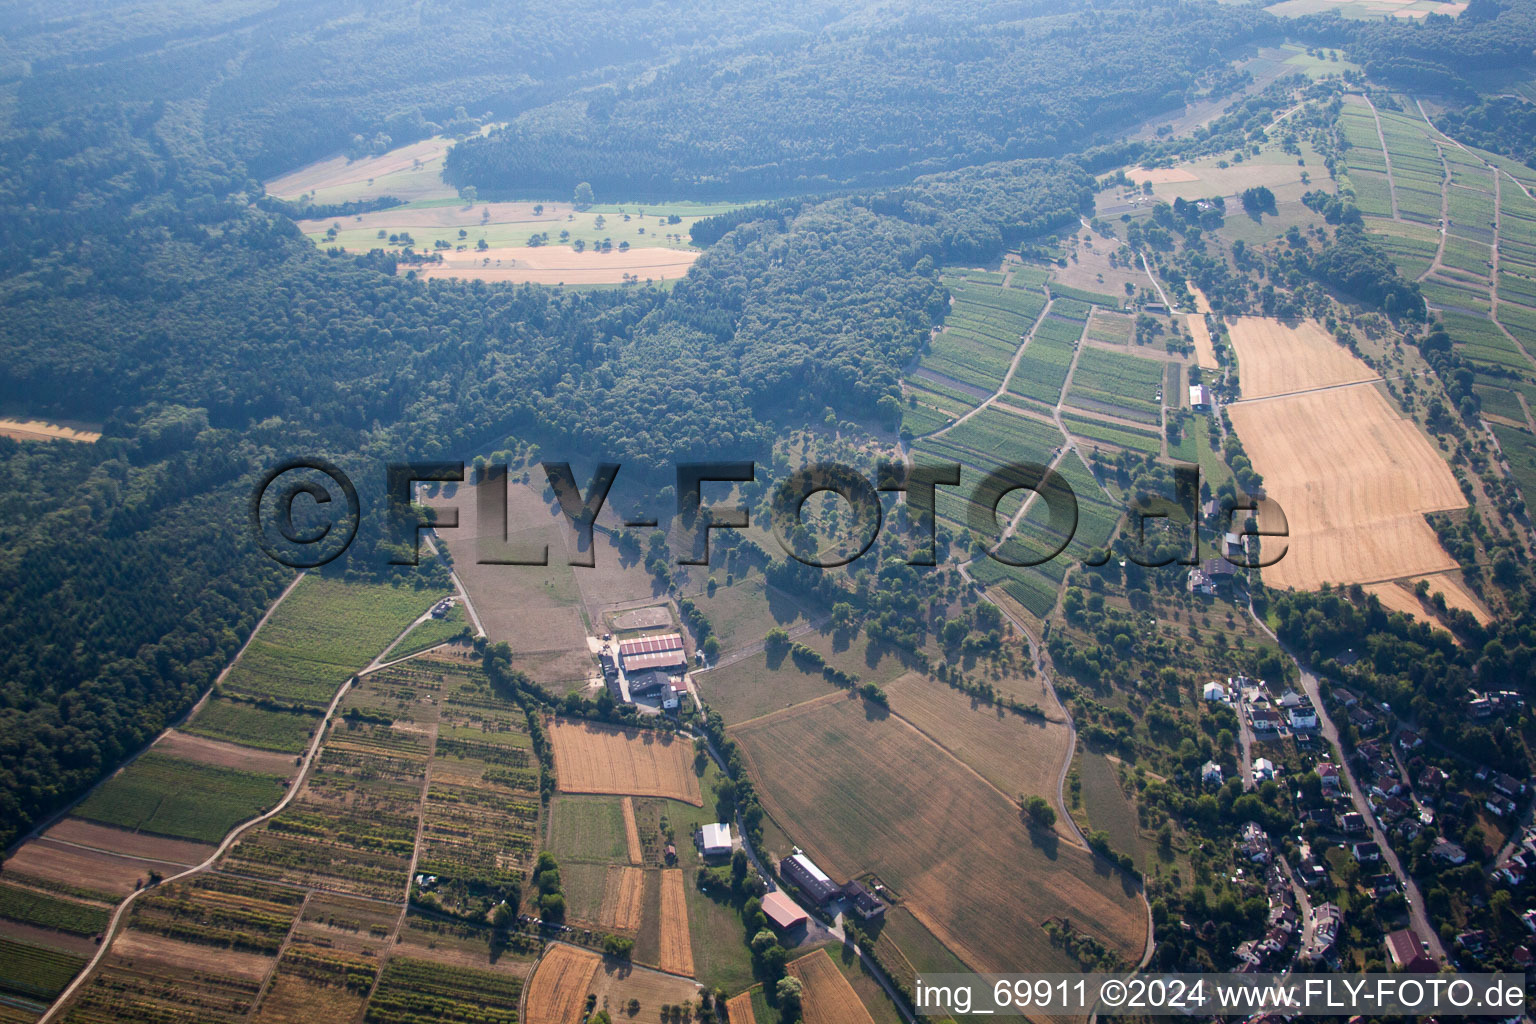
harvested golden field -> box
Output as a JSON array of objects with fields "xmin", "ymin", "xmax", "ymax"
[
  {"xmin": 725, "ymin": 990, "xmax": 760, "ymax": 1024},
  {"xmin": 548, "ymin": 720, "xmax": 702, "ymax": 805},
  {"xmin": 1187, "ymin": 314, "xmax": 1218, "ymax": 370},
  {"xmin": 598, "ymin": 866, "xmax": 645, "ymax": 931},
  {"xmin": 788, "ymin": 949, "xmax": 877, "ymax": 1024},
  {"xmin": 1366, "ymin": 575, "xmax": 1492, "ymax": 625},
  {"xmin": 154, "ymin": 730, "xmax": 298, "ymax": 775},
  {"xmin": 0, "ymin": 417, "xmax": 101, "ymax": 443},
  {"xmin": 622, "ymin": 797, "xmax": 643, "ymax": 865},
  {"xmin": 525, "ymin": 943, "xmax": 603, "ymax": 1024},
  {"xmin": 657, "ymin": 869, "xmax": 695, "ymax": 977},
  {"xmin": 732, "ymin": 696, "xmax": 1146, "ymax": 975},
  {"xmin": 406, "ymin": 244, "xmax": 699, "ymax": 285},
  {"xmin": 1226, "ymin": 316, "xmax": 1379, "ymax": 399},
  {"xmin": 1227, "ymin": 383, "xmax": 1465, "ymax": 590},
  {"xmin": 883, "ymin": 673, "xmax": 1071, "ymax": 820}
]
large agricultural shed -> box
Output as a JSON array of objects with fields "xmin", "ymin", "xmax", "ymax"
[
  {"xmin": 782, "ymin": 852, "xmax": 841, "ymax": 904},
  {"xmin": 762, "ymin": 890, "xmax": 809, "ymax": 931},
  {"xmin": 620, "ymin": 632, "xmax": 686, "ymax": 672}
]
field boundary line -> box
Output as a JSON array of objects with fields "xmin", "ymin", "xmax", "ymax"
[{"xmin": 727, "ymin": 690, "xmax": 851, "ymax": 731}]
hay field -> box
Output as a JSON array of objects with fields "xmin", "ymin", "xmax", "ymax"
[
  {"xmin": 407, "ymin": 244, "xmax": 700, "ymax": 285},
  {"xmin": 883, "ymin": 673, "xmax": 1071, "ymax": 820},
  {"xmin": 1226, "ymin": 317, "xmax": 1379, "ymax": 398},
  {"xmin": 548, "ymin": 720, "xmax": 703, "ymax": 805},
  {"xmin": 426, "ymin": 483, "xmax": 593, "ymax": 689},
  {"xmin": 622, "ymin": 797, "xmax": 643, "ymax": 865},
  {"xmin": 265, "ymin": 135, "xmax": 462, "ymax": 205},
  {"xmin": 598, "ymin": 866, "xmax": 645, "ymax": 931},
  {"xmin": 732, "ymin": 697, "xmax": 1146, "ymax": 975},
  {"xmin": 657, "ymin": 869, "xmax": 695, "ymax": 976},
  {"xmin": 726, "ymin": 990, "xmax": 760, "ymax": 1024},
  {"xmin": 1227, "ymin": 383, "xmax": 1465, "ymax": 591},
  {"xmin": 0, "ymin": 417, "xmax": 101, "ymax": 443},
  {"xmin": 788, "ymin": 949, "xmax": 877, "ymax": 1024},
  {"xmin": 1366, "ymin": 574, "xmax": 1492, "ymax": 625},
  {"xmin": 1187, "ymin": 315, "xmax": 1219, "ymax": 369},
  {"xmin": 525, "ymin": 943, "xmax": 602, "ymax": 1024}
]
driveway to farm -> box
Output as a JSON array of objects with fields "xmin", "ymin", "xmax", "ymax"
[
  {"xmin": 692, "ymin": 730, "xmax": 917, "ymax": 1024},
  {"xmin": 1247, "ymin": 601, "xmax": 1447, "ymax": 964}
]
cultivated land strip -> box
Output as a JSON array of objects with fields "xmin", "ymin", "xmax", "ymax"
[{"xmin": 1363, "ymin": 93, "xmax": 1401, "ymax": 220}]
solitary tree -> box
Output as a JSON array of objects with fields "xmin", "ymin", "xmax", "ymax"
[
  {"xmin": 1022, "ymin": 794, "xmax": 1056, "ymax": 829},
  {"xmin": 573, "ymin": 181, "xmax": 595, "ymax": 208}
]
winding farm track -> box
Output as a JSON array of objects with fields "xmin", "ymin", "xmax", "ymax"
[
  {"xmin": 1362, "ymin": 93, "xmax": 1402, "ymax": 220},
  {"xmin": 37, "ymin": 639, "xmax": 355, "ymax": 1023}
]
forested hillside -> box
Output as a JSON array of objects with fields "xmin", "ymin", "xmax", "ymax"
[
  {"xmin": 0, "ymin": 0, "xmax": 1104, "ymax": 850},
  {"xmin": 444, "ymin": 0, "xmax": 1277, "ymax": 198}
]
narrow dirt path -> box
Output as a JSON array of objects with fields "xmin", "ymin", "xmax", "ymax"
[
  {"xmin": 1363, "ymin": 93, "xmax": 1401, "ymax": 220},
  {"xmin": 1417, "ymin": 144, "xmax": 1451, "ymax": 283},
  {"xmin": 916, "ymin": 294, "xmax": 1055, "ymax": 443}
]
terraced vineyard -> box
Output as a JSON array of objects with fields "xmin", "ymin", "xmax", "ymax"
[
  {"xmin": 0, "ymin": 938, "xmax": 88, "ymax": 1003},
  {"xmin": 904, "ymin": 268, "xmax": 1048, "ymax": 434},
  {"xmin": 365, "ymin": 957, "xmax": 523, "ymax": 1024},
  {"xmin": 1065, "ymin": 347, "xmax": 1166, "ymax": 425}
]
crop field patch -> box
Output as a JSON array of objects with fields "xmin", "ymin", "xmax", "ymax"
[
  {"xmin": 1063, "ymin": 412, "xmax": 1163, "ymax": 455},
  {"xmin": 364, "ymin": 955, "xmax": 523, "ymax": 1024},
  {"xmin": 548, "ymin": 795, "xmax": 630, "ymax": 864},
  {"xmin": 221, "ymin": 578, "xmax": 446, "ymax": 708},
  {"xmin": 788, "ymin": 948, "xmax": 878, "ymax": 1024},
  {"xmin": 128, "ymin": 874, "xmax": 305, "ymax": 954},
  {"xmin": 883, "ymin": 672, "xmax": 1070, "ymax": 816},
  {"xmin": 656, "ymin": 868, "xmax": 695, "ymax": 976},
  {"xmin": 0, "ymin": 883, "xmax": 109, "ymax": 937},
  {"xmin": 62, "ymin": 930, "xmax": 274, "ymax": 1024},
  {"xmin": 548, "ymin": 719, "xmax": 702, "ymax": 804},
  {"xmin": 409, "ymin": 244, "xmax": 700, "ymax": 285},
  {"xmin": 1228, "ymin": 382, "xmax": 1464, "ymax": 591},
  {"xmin": 523, "ymin": 943, "xmax": 602, "ymax": 1024},
  {"xmin": 1066, "ymin": 347, "xmax": 1165, "ymax": 424},
  {"xmin": 183, "ymin": 698, "xmax": 320, "ymax": 754},
  {"xmin": 599, "ymin": 866, "xmax": 645, "ymax": 931},
  {"xmin": 251, "ymin": 941, "xmax": 378, "ymax": 1023},
  {"xmin": 732, "ymin": 697, "xmax": 1146, "ymax": 976},
  {"xmin": 152, "ymin": 730, "xmax": 300, "ymax": 776},
  {"xmin": 73, "ymin": 751, "xmax": 288, "ymax": 844},
  {"xmin": 0, "ymin": 935, "xmax": 87, "ymax": 1002},
  {"xmin": 222, "ymin": 718, "xmax": 428, "ymax": 899},
  {"xmin": 1226, "ymin": 317, "xmax": 1379, "ymax": 399}
]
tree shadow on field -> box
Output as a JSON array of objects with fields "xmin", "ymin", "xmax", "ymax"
[{"xmin": 1025, "ymin": 822, "xmax": 1060, "ymax": 860}]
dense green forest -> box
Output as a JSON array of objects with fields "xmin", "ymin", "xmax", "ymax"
[{"xmin": 444, "ymin": 0, "xmax": 1277, "ymax": 199}]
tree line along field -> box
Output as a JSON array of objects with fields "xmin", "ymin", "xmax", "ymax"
[{"xmin": 733, "ymin": 696, "xmax": 1147, "ymax": 977}]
